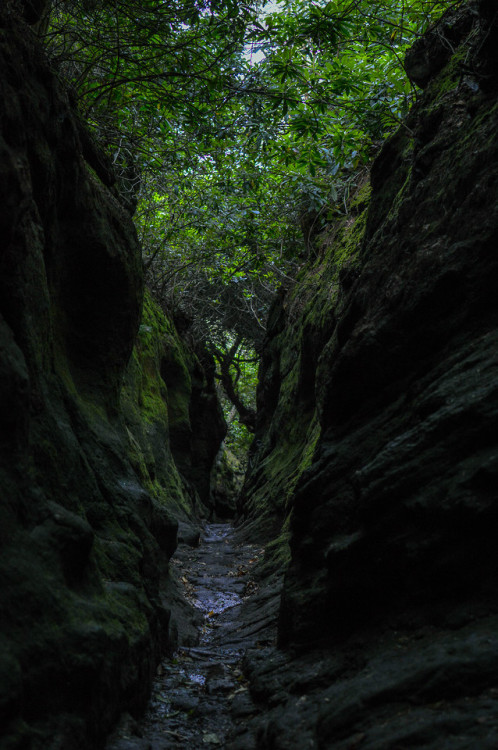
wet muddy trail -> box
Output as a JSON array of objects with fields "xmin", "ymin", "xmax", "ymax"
[{"xmin": 107, "ymin": 523, "xmax": 278, "ymax": 750}]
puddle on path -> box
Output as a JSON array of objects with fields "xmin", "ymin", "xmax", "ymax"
[{"xmin": 107, "ymin": 523, "xmax": 264, "ymax": 750}]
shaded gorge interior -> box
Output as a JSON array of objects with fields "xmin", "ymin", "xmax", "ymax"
[{"xmin": 1, "ymin": 1, "xmax": 498, "ymax": 748}]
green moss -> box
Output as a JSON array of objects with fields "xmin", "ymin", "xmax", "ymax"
[
  {"xmin": 146, "ymin": 469, "xmax": 192, "ymax": 516},
  {"xmin": 133, "ymin": 299, "xmax": 170, "ymax": 425},
  {"xmin": 285, "ymin": 416, "xmax": 321, "ymax": 508},
  {"xmin": 350, "ymin": 180, "xmax": 371, "ymax": 212},
  {"xmin": 122, "ymin": 295, "xmax": 171, "ymax": 430},
  {"xmin": 332, "ymin": 206, "xmax": 367, "ymax": 265},
  {"xmin": 385, "ymin": 164, "xmax": 413, "ymax": 224},
  {"xmin": 426, "ymin": 44, "xmax": 468, "ymax": 99},
  {"xmin": 132, "ymin": 292, "xmax": 193, "ymax": 429},
  {"xmin": 244, "ymin": 180, "xmax": 371, "ymax": 540},
  {"xmin": 119, "ymin": 289, "xmax": 200, "ymax": 521},
  {"xmin": 258, "ymin": 523, "xmax": 291, "ymax": 578}
]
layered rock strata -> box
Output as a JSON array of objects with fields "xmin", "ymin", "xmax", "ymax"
[
  {"xmin": 0, "ymin": 7, "xmax": 224, "ymax": 748},
  {"xmin": 239, "ymin": 3, "xmax": 498, "ymax": 746}
]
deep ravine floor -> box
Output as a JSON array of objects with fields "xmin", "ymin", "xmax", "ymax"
[{"xmin": 106, "ymin": 523, "xmax": 279, "ymax": 750}]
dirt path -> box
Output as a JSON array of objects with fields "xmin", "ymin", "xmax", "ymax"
[{"xmin": 107, "ymin": 523, "xmax": 278, "ymax": 750}]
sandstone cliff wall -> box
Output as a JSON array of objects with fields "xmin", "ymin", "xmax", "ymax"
[
  {"xmin": 0, "ymin": 8, "xmax": 224, "ymax": 748},
  {"xmin": 241, "ymin": 3, "xmax": 498, "ymax": 745},
  {"xmin": 278, "ymin": 0, "xmax": 498, "ymax": 648}
]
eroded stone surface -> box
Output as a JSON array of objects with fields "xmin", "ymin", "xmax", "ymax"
[
  {"xmin": 240, "ymin": 3, "xmax": 498, "ymax": 748},
  {"xmin": 0, "ymin": 8, "xmax": 224, "ymax": 748},
  {"xmin": 106, "ymin": 524, "xmax": 273, "ymax": 750}
]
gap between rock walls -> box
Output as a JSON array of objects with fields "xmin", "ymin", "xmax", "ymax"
[
  {"xmin": 106, "ymin": 522, "xmax": 278, "ymax": 750},
  {"xmin": 2, "ymin": 3, "xmax": 498, "ymax": 749}
]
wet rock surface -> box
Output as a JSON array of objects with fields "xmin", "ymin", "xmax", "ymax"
[
  {"xmin": 107, "ymin": 524, "xmax": 280, "ymax": 750},
  {"xmin": 105, "ymin": 518, "xmax": 498, "ymax": 750}
]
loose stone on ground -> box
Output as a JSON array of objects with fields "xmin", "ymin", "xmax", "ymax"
[{"xmin": 106, "ymin": 523, "xmax": 277, "ymax": 750}]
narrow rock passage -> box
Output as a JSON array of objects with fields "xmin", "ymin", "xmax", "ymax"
[{"xmin": 107, "ymin": 523, "xmax": 275, "ymax": 750}]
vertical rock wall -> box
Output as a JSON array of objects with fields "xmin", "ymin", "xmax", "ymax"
[
  {"xmin": 279, "ymin": 0, "xmax": 498, "ymax": 648},
  {"xmin": 0, "ymin": 8, "xmax": 224, "ymax": 749},
  {"xmin": 240, "ymin": 4, "xmax": 498, "ymax": 745}
]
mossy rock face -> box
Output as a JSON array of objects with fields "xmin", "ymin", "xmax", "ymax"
[
  {"xmin": 238, "ymin": 7, "xmax": 498, "ymax": 745},
  {"xmin": 122, "ymin": 290, "xmax": 226, "ymax": 518},
  {"xmin": 0, "ymin": 10, "xmax": 222, "ymax": 748},
  {"xmin": 240, "ymin": 181, "xmax": 369, "ymax": 541},
  {"xmin": 211, "ymin": 448, "xmax": 244, "ymax": 518},
  {"xmin": 162, "ymin": 338, "xmax": 226, "ymax": 508},
  {"xmin": 403, "ymin": 2, "xmax": 477, "ymax": 88},
  {"xmin": 246, "ymin": 4, "xmax": 498, "ymax": 653}
]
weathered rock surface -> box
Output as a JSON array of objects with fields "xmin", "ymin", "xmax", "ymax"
[
  {"xmin": 0, "ymin": 6, "xmax": 224, "ymax": 748},
  {"xmin": 240, "ymin": 2, "xmax": 498, "ymax": 747},
  {"xmin": 212, "ymin": 447, "xmax": 245, "ymax": 519},
  {"xmin": 122, "ymin": 292, "xmax": 226, "ymax": 528},
  {"xmin": 281, "ymin": 0, "xmax": 498, "ymax": 649},
  {"xmin": 166, "ymin": 341, "xmax": 226, "ymax": 509},
  {"xmin": 106, "ymin": 523, "xmax": 270, "ymax": 750}
]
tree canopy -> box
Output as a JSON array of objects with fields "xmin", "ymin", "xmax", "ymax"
[{"xmin": 40, "ymin": 0, "xmax": 458, "ymax": 447}]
